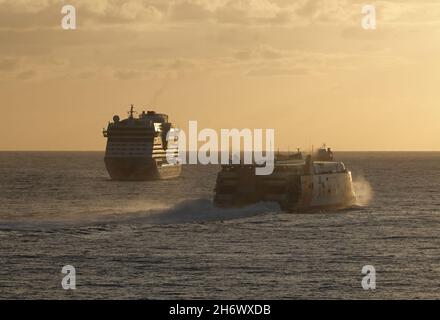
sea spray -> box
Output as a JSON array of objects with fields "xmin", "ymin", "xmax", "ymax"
[
  {"xmin": 353, "ymin": 176, "xmax": 373, "ymax": 206},
  {"xmin": 0, "ymin": 198, "xmax": 280, "ymax": 230},
  {"xmin": 143, "ymin": 198, "xmax": 280, "ymax": 224}
]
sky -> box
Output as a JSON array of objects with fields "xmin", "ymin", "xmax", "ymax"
[{"xmin": 0, "ymin": 0, "xmax": 439, "ymax": 151}]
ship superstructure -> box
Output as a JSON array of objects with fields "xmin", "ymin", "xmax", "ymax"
[{"xmin": 103, "ymin": 105, "xmax": 181, "ymax": 180}]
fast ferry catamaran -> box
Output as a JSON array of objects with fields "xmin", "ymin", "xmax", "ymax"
[{"xmin": 214, "ymin": 147, "xmax": 356, "ymax": 212}]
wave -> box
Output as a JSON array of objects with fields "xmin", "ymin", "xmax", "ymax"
[
  {"xmin": 138, "ymin": 198, "xmax": 279, "ymax": 225},
  {"xmin": 0, "ymin": 198, "xmax": 280, "ymax": 231}
]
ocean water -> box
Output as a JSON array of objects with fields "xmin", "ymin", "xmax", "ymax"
[{"xmin": 0, "ymin": 152, "xmax": 439, "ymax": 299}]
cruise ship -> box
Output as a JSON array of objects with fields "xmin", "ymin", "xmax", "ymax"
[{"xmin": 103, "ymin": 105, "xmax": 181, "ymax": 180}]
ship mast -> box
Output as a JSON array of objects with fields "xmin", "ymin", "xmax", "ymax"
[{"xmin": 129, "ymin": 104, "xmax": 135, "ymax": 118}]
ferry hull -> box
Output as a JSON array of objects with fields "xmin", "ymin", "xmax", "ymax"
[{"xmin": 104, "ymin": 157, "xmax": 181, "ymax": 181}]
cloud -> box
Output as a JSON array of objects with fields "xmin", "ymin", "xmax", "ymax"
[
  {"xmin": 296, "ymin": 0, "xmax": 320, "ymax": 18},
  {"xmin": 341, "ymin": 26, "xmax": 393, "ymax": 40},
  {"xmin": 214, "ymin": 0, "xmax": 284, "ymax": 24},
  {"xmin": 0, "ymin": 0, "xmax": 435, "ymax": 82},
  {"xmin": 1, "ymin": 0, "xmax": 439, "ymax": 31},
  {"xmin": 0, "ymin": 0, "xmax": 56, "ymax": 14},
  {"xmin": 0, "ymin": 0, "xmax": 165, "ymax": 29},
  {"xmin": 0, "ymin": 1, "xmax": 59, "ymax": 29},
  {"xmin": 0, "ymin": 58, "xmax": 19, "ymax": 71},
  {"xmin": 246, "ymin": 66, "xmax": 309, "ymax": 77},
  {"xmin": 79, "ymin": 0, "xmax": 164, "ymax": 24},
  {"xmin": 166, "ymin": 0, "xmax": 295, "ymax": 25},
  {"xmin": 169, "ymin": 0, "xmax": 212, "ymax": 21},
  {"xmin": 16, "ymin": 69, "xmax": 36, "ymax": 80},
  {"xmin": 113, "ymin": 69, "xmax": 148, "ymax": 80},
  {"xmin": 168, "ymin": 58, "xmax": 196, "ymax": 70}
]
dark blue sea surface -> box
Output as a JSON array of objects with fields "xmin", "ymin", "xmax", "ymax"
[{"xmin": 0, "ymin": 152, "xmax": 439, "ymax": 299}]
